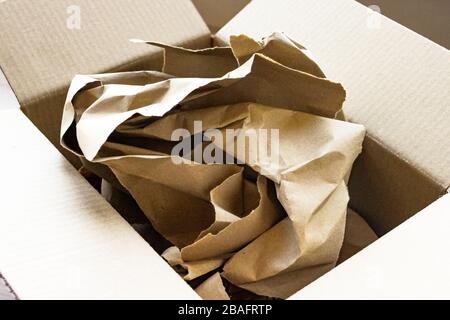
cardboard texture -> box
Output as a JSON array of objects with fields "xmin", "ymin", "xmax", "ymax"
[
  {"xmin": 60, "ymin": 33, "xmax": 366, "ymax": 298},
  {"xmin": 0, "ymin": 0, "xmax": 211, "ymax": 166},
  {"xmin": 216, "ymin": 0, "xmax": 450, "ymax": 235},
  {"xmin": 0, "ymin": 109, "xmax": 199, "ymax": 300}
]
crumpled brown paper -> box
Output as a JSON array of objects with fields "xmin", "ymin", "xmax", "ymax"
[
  {"xmin": 195, "ymin": 272, "xmax": 230, "ymax": 300},
  {"xmin": 61, "ymin": 33, "xmax": 367, "ymax": 299}
]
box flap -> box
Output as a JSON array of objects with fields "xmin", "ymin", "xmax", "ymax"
[
  {"xmin": 216, "ymin": 0, "xmax": 450, "ymax": 233},
  {"xmin": 0, "ymin": 109, "xmax": 199, "ymax": 300},
  {"xmin": 289, "ymin": 194, "xmax": 450, "ymax": 299},
  {"xmin": 0, "ymin": 0, "xmax": 210, "ymax": 159}
]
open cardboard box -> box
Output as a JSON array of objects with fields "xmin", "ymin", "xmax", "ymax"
[{"xmin": 0, "ymin": 0, "xmax": 449, "ymax": 299}]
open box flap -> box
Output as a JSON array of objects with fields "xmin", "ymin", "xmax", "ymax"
[
  {"xmin": 0, "ymin": 109, "xmax": 199, "ymax": 300},
  {"xmin": 192, "ymin": 0, "xmax": 250, "ymax": 32},
  {"xmin": 289, "ymin": 193, "xmax": 450, "ymax": 299},
  {"xmin": 216, "ymin": 0, "xmax": 450, "ymax": 234},
  {"xmin": 0, "ymin": 0, "xmax": 211, "ymax": 163}
]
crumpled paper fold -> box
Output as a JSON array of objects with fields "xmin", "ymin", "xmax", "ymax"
[{"xmin": 61, "ymin": 32, "xmax": 367, "ymax": 299}]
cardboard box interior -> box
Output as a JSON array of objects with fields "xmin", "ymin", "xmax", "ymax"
[{"xmin": 0, "ymin": 0, "xmax": 448, "ymax": 299}]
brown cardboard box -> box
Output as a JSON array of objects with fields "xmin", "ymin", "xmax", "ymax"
[{"xmin": 0, "ymin": 0, "xmax": 449, "ymax": 299}]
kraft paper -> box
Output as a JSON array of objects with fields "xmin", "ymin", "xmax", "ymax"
[{"xmin": 61, "ymin": 33, "xmax": 368, "ymax": 299}]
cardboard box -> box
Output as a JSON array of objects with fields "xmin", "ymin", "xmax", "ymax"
[{"xmin": 0, "ymin": 0, "xmax": 449, "ymax": 299}]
